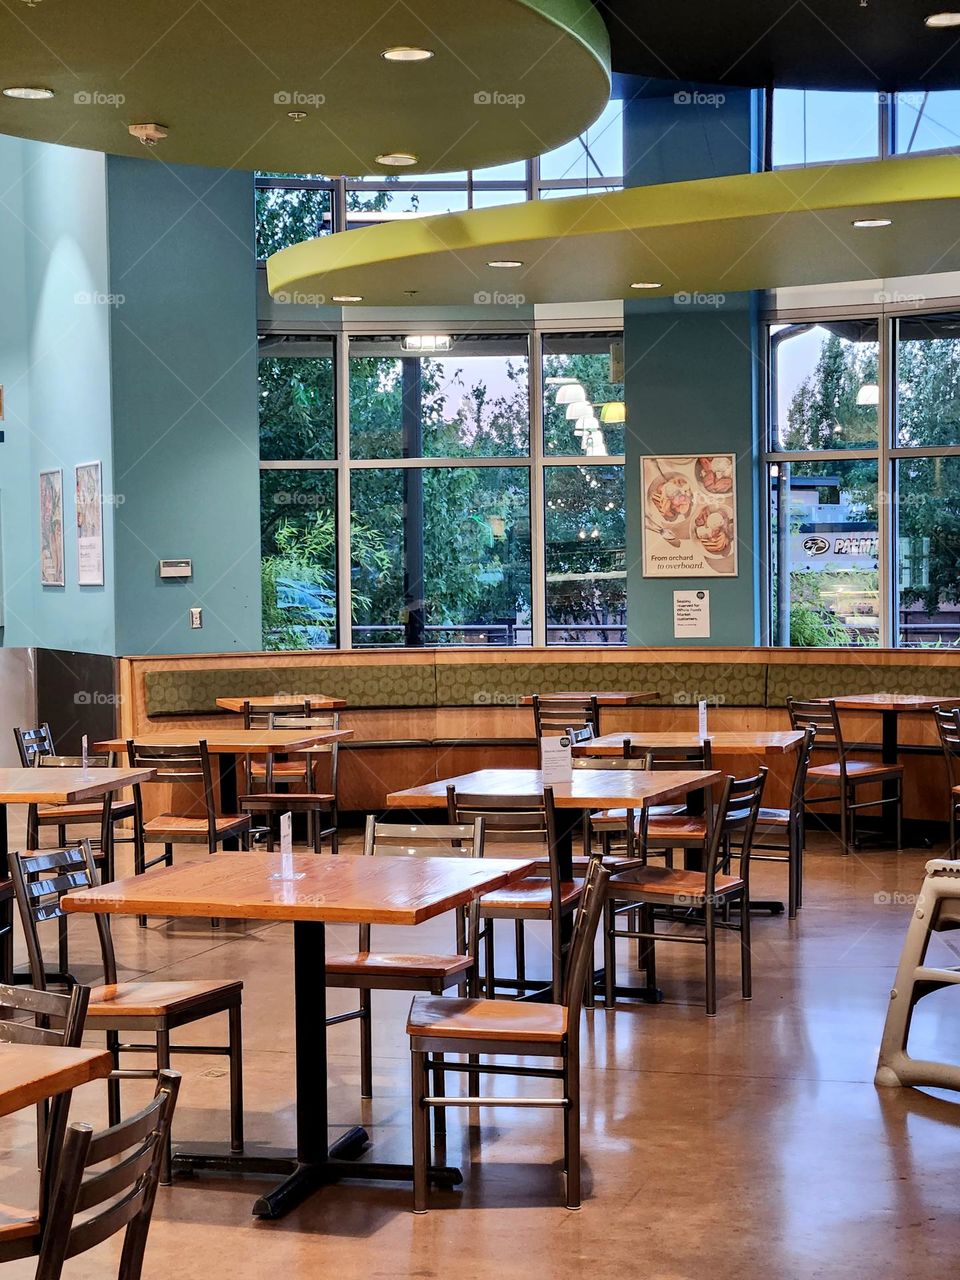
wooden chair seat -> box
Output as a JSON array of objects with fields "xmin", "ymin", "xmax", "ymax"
[
  {"xmin": 570, "ymin": 854, "xmax": 644, "ymax": 872},
  {"xmin": 407, "ymin": 994, "xmax": 568, "ymax": 1044},
  {"xmin": 326, "ymin": 952, "xmax": 473, "ymax": 980},
  {"xmin": 88, "ymin": 979, "xmax": 242, "ymax": 1018},
  {"xmin": 240, "ymin": 792, "xmax": 334, "ymax": 807},
  {"xmin": 807, "ymin": 760, "xmax": 904, "ymax": 783},
  {"xmin": 0, "ymin": 1206, "xmax": 40, "ymax": 1245},
  {"xmin": 754, "ymin": 806, "xmax": 790, "ymax": 827},
  {"xmin": 481, "ymin": 876, "xmax": 583, "ymax": 917},
  {"xmin": 142, "ymin": 813, "xmax": 250, "ymax": 840},
  {"xmin": 610, "ymin": 863, "xmax": 744, "ymax": 903},
  {"xmin": 646, "ymin": 814, "xmax": 709, "ymax": 841},
  {"xmin": 248, "ymin": 761, "xmax": 308, "ymax": 777},
  {"xmin": 37, "ymin": 800, "xmax": 135, "ymax": 822}
]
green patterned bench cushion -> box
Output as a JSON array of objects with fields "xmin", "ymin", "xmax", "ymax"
[
  {"xmin": 144, "ymin": 663, "xmax": 437, "ymax": 715},
  {"xmin": 435, "ymin": 660, "xmax": 767, "ymax": 707},
  {"xmin": 766, "ymin": 661, "xmax": 960, "ymax": 706}
]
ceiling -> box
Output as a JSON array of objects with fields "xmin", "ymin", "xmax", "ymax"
[
  {"xmin": 266, "ymin": 154, "xmax": 960, "ymax": 306},
  {"xmin": 0, "ymin": 0, "xmax": 609, "ymax": 173},
  {"xmin": 596, "ymin": 0, "xmax": 960, "ymax": 91}
]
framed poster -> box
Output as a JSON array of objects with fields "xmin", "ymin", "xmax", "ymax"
[
  {"xmin": 641, "ymin": 454, "xmax": 738, "ymax": 578},
  {"xmin": 39, "ymin": 468, "xmax": 65, "ymax": 586},
  {"xmin": 75, "ymin": 461, "xmax": 104, "ymax": 586}
]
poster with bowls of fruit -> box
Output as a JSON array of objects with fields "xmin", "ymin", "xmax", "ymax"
[{"xmin": 641, "ymin": 454, "xmax": 738, "ymax": 577}]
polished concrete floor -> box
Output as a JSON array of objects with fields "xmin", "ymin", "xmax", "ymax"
[{"xmin": 3, "ymin": 823, "xmax": 960, "ymax": 1279}]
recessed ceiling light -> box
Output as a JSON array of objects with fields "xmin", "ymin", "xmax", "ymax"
[
  {"xmin": 487, "ymin": 259, "xmax": 523, "ymax": 268},
  {"xmin": 375, "ymin": 152, "xmax": 418, "ymax": 166},
  {"xmin": 630, "ymin": 281, "xmax": 662, "ymax": 289},
  {"xmin": 332, "ymin": 295, "xmax": 363, "ymax": 303},
  {"xmin": 381, "ymin": 46, "xmax": 435, "ymax": 62},
  {"xmin": 925, "ymin": 12, "xmax": 960, "ymax": 27},
  {"xmin": 852, "ymin": 218, "xmax": 892, "ymax": 228},
  {"xmin": 287, "ymin": 111, "xmax": 307, "ymax": 121},
  {"xmin": 2, "ymin": 86, "xmax": 54, "ymax": 100}
]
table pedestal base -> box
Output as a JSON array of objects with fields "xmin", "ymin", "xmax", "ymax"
[{"xmin": 173, "ymin": 1127, "xmax": 463, "ymax": 1219}]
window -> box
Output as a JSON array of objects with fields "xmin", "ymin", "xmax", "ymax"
[
  {"xmin": 772, "ymin": 90, "xmax": 880, "ymax": 167},
  {"xmin": 539, "ymin": 99, "xmax": 624, "ymax": 190},
  {"xmin": 895, "ymin": 91, "xmax": 960, "ymax": 154},
  {"xmin": 770, "ymin": 321, "xmax": 879, "ymax": 451},
  {"xmin": 258, "ymin": 327, "xmax": 625, "ymax": 650}
]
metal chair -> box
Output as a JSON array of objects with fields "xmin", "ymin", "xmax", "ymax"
[
  {"xmin": 603, "ymin": 769, "xmax": 767, "ymax": 1015},
  {"xmin": 10, "ymin": 842, "xmax": 244, "ymax": 1184},
  {"xmin": 0, "ymin": 982, "xmax": 90, "ymax": 1264},
  {"xmin": 325, "ymin": 818, "xmax": 483, "ymax": 1099},
  {"xmin": 14, "ymin": 726, "xmax": 135, "ymax": 867},
  {"xmin": 239, "ymin": 710, "xmax": 340, "ymax": 854},
  {"xmin": 787, "ymin": 697, "xmax": 903, "ymax": 854},
  {"xmin": 34, "ymin": 1071, "xmax": 181, "ymax": 1280},
  {"xmin": 933, "ymin": 705, "xmax": 960, "ymax": 856},
  {"xmin": 733, "ymin": 726, "xmax": 816, "ymax": 918},
  {"xmin": 447, "ymin": 785, "xmax": 582, "ymax": 1002},
  {"xmin": 407, "ymin": 857, "xmax": 611, "ymax": 1212},
  {"xmin": 532, "ymin": 694, "xmax": 600, "ymax": 745},
  {"xmin": 577, "ymin": 743, "xmax": 653, "ymax": 862}
]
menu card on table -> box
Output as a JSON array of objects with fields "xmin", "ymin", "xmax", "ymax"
[{"xmin": 541, "ymin": 735, "xmax": 573, "ymax": 784}]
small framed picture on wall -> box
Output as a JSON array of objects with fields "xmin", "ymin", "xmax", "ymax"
[
  {"xmin": 76, "ymin": 461, "xmax": 104, "ymax": 586},
  {"xmin": 39, "ymin": 468, "xmax": 65, "ymax": 587}
]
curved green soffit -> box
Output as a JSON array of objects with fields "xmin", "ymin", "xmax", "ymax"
[
  {"xmin": 268, "ymin": 155, "xmax": 960, "ymax": 304},
  {"xmin": 0, "ymin": 0, "xmax": 610, "ymax": 173}
]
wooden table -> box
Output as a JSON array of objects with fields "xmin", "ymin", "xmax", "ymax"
[
  {"xmin": 0, "ymin": 1043, "xmax": 113, "ymax": 1118},
  {"xmin": 95, "ymin": 730, "xmax": 352, "ymax": 848},
  {"xmin": 0, "ymin": 767, "xmax": 156, "ymax": 979},
  {"xmin": 216, "ymin": 695, "xmax": 346, "ymax": 713},
  {"xmin": 577, "ymin": 731, "xmax": 804, "ymax": 758},
  {"xmin": 63, "ymin": 852, "xmax": 534, "ymax": 1220},
  {"xmin": 518, "ymin": 691, "xmax": 658, "ymax": 707}
]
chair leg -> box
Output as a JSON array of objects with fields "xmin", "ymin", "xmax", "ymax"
[
  {"xmin": 788, "ymin": 826, "xmax": 799, "ymax": 919},
  {"xmin": 432, "ymin": 1053, "xmax": 446, "ymax": 1142},
  {"xmin": 951, "ymin": 805, "xmax": 958, "ymax": 859},
  {"xmin": 839, "ymin": 787, "xmax": 850, "ymax": 857},
  {"xmin": 739, "ymin": 891, "xmax": 752, "ymax": 1000},
  {"xmin": 359, "ymin": 990, "xmax": 373, "ymax": 1099},
  {"xmin": 164, "ymin": 842, "xmax": 174, "ymax": 868},
  {"xmin": 411, "ymin": 1049, "xmax": 430, "ymax": 1213},
  {"xmin": 514, "ymin": 921, "xmax": 526, "ymax": 994},
  {"xmin": 483, "ymin": 919, "xmax": 496, "ymax": 999},
  {"xmin": 704, "ymin": 899, "xmax": 717, "ymax": 1017},
  {"xmin": 228, "ymin": 1002, "xmax": 244, "ymax": 1153},
  {"xmin": 57, "ymin": 914, "xmax": 69, "ymax": 978},
  {"xmin": 603, "ymin": 897, "xmax": 617, "ymax": 1009},
  {"xmin": 896, "ymin": 783, "xmax": 904, "ymax": 851},
  {"xmin": 564, "ymin": 1051, "xmax": 581, "ymax": 1210},
  {"xmin": 106, "ymin": 1031, "xmax": 122, "ymax": 1126},
  {"xmin": 156, "ymin": 1028, "xmax": 172, "ymax": 1184},
  {"xmin": 639, "ymin": 904, "xmax": 657, "ymax": 996}
]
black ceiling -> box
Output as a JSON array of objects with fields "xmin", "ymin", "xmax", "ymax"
[{"xmin": 596, "ymin": 0, "xmax": 960, "ymax": 91}]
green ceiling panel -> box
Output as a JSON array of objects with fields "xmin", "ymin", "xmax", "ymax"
[
  {"xmin": 0, "ymin": 0, "xmax": 610, "ymax": 173},
  {"xmin": 267, "ymin": 155, "xmax": 960, "ymax": 304}
]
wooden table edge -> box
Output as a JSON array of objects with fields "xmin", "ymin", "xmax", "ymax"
[
  {"xmin": 384, "ymin": 768, "xmax": 725, "ymax": 809},
  {"xmin": 92, "ymin": 730, "xmax": 353, "ymax": 753},
  {"xmin": 0, "ymin": 767, "xmax": 157, "ymax": 805},
  {"xmin": 0, "ymin": 1048, "xmax": 113, "ymax": 1118}
]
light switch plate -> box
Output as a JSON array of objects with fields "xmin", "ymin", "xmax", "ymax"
[{"xmin": 189, "ymin": 607, "xmax": 202, "ymax": 629}]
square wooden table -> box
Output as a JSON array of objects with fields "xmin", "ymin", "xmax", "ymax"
[
  {"xmin": 0, "ymin": 767, "xmax": 156, "ymax": 979},
  {"xmin": 216, "ymin": 695, "xmax": 346, "ymax": 713},
  {"xmin": 518, "ymin": 691, "xmax": 658, "ymax": 707},
  {"xmin": 0, "ymin": 1043, "xmax": 113, "ymax": 1119},
  {"xmin": 63, "ymin": 852, "xmax": 534, "ymax": 1220},
  {"xmin": 578, "ymin": 731, "xmax": 804, "ymax": 758},
  {"xmin": 95, "ymin": 730, "xmax": 352, "ymax": 847}
]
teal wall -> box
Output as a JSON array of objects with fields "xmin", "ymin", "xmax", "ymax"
[
  {"xmin": 623, "ymin": 83, "xmax": 762, "ymax": 646},
  {"xmin": 106, "ymin": 158, "xmax": 261, "ymax": 655},
  {"xmin": 0, "ymin": 137, "xmax": 117, "ymax": 654}
]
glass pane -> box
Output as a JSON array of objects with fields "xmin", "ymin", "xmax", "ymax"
[
  {"xmin": 769, "ymin": 459, "xmax": 879, "ymax": 647},
  {"xmin": 471, "ymin": 188, "xmax": 528, "ymax": 207},
  {"xmin": 260, "ymin": 470, "xmax": 337, "ymax": 650},
  {"xmin": 256, "ymin": 187, "xmax": 331, "ymax": 258},
  {"xmin": 771, "ymin": 321, "xmax": 879, "ymax": 450},
  {"xmin": 896, "ymin": 91, "xmax": 960, "ymax": 153},
  {"xmin": 539, "ymin": 186, "xmax": 593, "ymax": 199},
  {"xmin": 473, "ymin": 161, "xmax": 527, "ymax": 182},
  {"xmin": 344, "ymin": 188, "xmax": 469, "ymax": 229},
  {"xmin": 896, "ymin": 314, "xmax": 960, "ymax": 447},
  {"xmin": 543, "ymin": 332, "xmax": 624, "ymax": 455},
  {"xmin": 773, "ymin": 90, "xmax": 879, "ymax": 166},
  {"xmin": 259, "ymin": 351, "xmax": 335, "ymax": 461},
  {"xmin": 545, "ymin": 465, "xmax": 625, "ymax": 646},
  {"xmin": 349, "ymin": 337, "xmax": 529, "ymax": 459},
  {"xmin": 540, "ymin": 99, "xmax": 624, "ymax": 182},
  {"xmin": 350, "ymin": 467, "xmax": 532, "ymax": 647},
  {"xmin": 897, "ymin": 456, "xmax": 960, "ymax": 647}
]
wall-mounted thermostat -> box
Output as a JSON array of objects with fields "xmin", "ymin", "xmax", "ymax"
[{"xmin": 159, "ymin": 559, "xmax": 192, "ymax": 579}]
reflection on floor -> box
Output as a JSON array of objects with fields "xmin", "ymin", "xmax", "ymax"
[{"xmin": 2, "ymin": 826, "xmax": 960, "ymax": 1279}]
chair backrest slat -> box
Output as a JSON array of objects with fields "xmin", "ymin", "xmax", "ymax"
[
  {"xmin": 641, "ymin": 739, "xmax": 713, "ymax": 770},
  {"xmin": 36, "ymin": 1072, "xmax": 180, "ymax": 1280},
  {"xmin": 14, "ymin": 723, "xmax": 55, "ymax": 766},
  {"xmin": 562, "ymin": 858, "xmax": 610, "ymax": 1025},
  {"xmin": 934, "ymin": 706, "xmax": 960, "ymax": 791},
  {"xmin": 701, "ymin": 768, "xmax": 768, "ymax": 888},
  {"xmin": 532, "ymin": 694, "xmax": 600, "ymax": 740},
  {"xmin": 787, "ymin": 698, "xmax": 842, "ymax": 750},
  {"xmin": 38, "ymin": 753, "xmax": 111, "ymax": 769}
]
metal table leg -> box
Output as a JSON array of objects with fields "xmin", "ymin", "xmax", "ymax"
[
  {"xmin": 172, "ymin": 919, "xmax": 462, "ymax": 1218},
  {"xmin": 219, "ymin": 752, "xmax": 242, "ymax": 851}
]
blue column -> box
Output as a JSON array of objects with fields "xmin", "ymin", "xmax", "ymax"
[{"xmin": 623, "ymin": 80, "xmax": 763, "ymax": 646}]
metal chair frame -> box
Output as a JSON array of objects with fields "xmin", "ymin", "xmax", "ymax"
[
  {"xmin": 933, "ymin": 705, "xmax": 960, "ymax": 856},
  {"xmin": 409, "ymin": 857, "xmax": 611, "ymax": 1212},
  {"xmin": 239, "ymin": 709, "xmax": 340, "ymax": 854}
]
